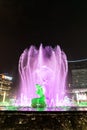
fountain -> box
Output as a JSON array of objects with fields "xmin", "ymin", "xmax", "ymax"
[{"xmin": 17, "ymin": 44, "xmax": 68, "ymax": 108}]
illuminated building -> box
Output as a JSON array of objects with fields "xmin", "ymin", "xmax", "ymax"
[
  {"xmin": 68, "ymin": 59, "xmax": 87, "ymax": 103},
  {"xmin": 0, "ymin": 74, "xmax": 13, "ymax": 102}
]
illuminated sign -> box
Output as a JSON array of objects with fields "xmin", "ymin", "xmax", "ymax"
[
  {"xmin": 2, "ymin": 75, "xmax": 13, "ymax": 81},
  {"xmin": 76, "ymin": 93, "xmax": 87, "ymax": 100}
]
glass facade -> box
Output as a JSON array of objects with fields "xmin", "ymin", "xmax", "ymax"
[{"xmin": 72, "ymin": 69, "xmax": 87, "ymax": 88}]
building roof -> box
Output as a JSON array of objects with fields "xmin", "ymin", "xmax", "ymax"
[{"xmin": 68, "ymin": 59, "xmax": 87, "ymax": 69}]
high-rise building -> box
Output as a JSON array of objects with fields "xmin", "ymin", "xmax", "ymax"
[
  {"xmin": 68, "ymin": 59, "xmax": 87, "ymax": 88},
  {"xmin": 68, "ymin": 59, "xmax": 87, "ymax": 102},
  {"xmin": 0, "ymin": 74, "xmax": 13, "ymax": 102}
]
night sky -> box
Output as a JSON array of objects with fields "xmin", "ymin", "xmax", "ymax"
[{"xmin": 0, "ymin": 0, "xmax": 87, "ymax": 74}]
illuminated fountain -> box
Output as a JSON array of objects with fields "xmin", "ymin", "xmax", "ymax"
[{"xmin": 17, "ymin": 44, "xmax": 68, "ymax": 108}]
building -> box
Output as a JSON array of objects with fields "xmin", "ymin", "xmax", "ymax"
[
  {"xmin": 0, "ymin": 74, "xmax": 13, "ymax": 102},
  {"xmin": 67, "ymin": 59, "xmax": 87, "ymax": 103}
]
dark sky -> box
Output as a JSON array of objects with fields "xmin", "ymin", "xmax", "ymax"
[{"xmin": 0, "ymin": 0, "xmax": 87, "ymax": 73}]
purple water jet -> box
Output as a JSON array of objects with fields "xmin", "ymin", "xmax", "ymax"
[{"xmin": 17, "ymin": 44, "xmax": 68, "ymax": 107}]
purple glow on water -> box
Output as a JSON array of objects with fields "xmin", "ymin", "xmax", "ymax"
[{"xmin": 17, "ymin": 44, "xmax": 68, "ymax": 107}]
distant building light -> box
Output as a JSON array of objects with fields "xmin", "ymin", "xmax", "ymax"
[
  {"xmin": 68, "ymin": 83, "xmax": 71, "ymax": 87},
  {"xmin": 76, "ymin": 93, "xmax": 87, "ymax": 101},
  {"xmin": 2, "ymin": 75, "xmax": 13, "ymax": 81}
]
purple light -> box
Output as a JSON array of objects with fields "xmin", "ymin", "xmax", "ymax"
[{"xmin": 17, "ymin": 44, "xmax": 68, "ymax": 107}]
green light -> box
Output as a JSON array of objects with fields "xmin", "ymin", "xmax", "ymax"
[
  {"xmin": 78, "ymin": 102, "xmax": 87, "ymax": 106},
  {"xmin": 0, "ymin": 101, "xmax": 9, "ymax": 106},
  {"xmin": 31, "ymin": 84, "xmax": 46, "ymax": 110},
  {"xmin": 6, "ymin": 106, "xmax": 18, "ymax": 110}
]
